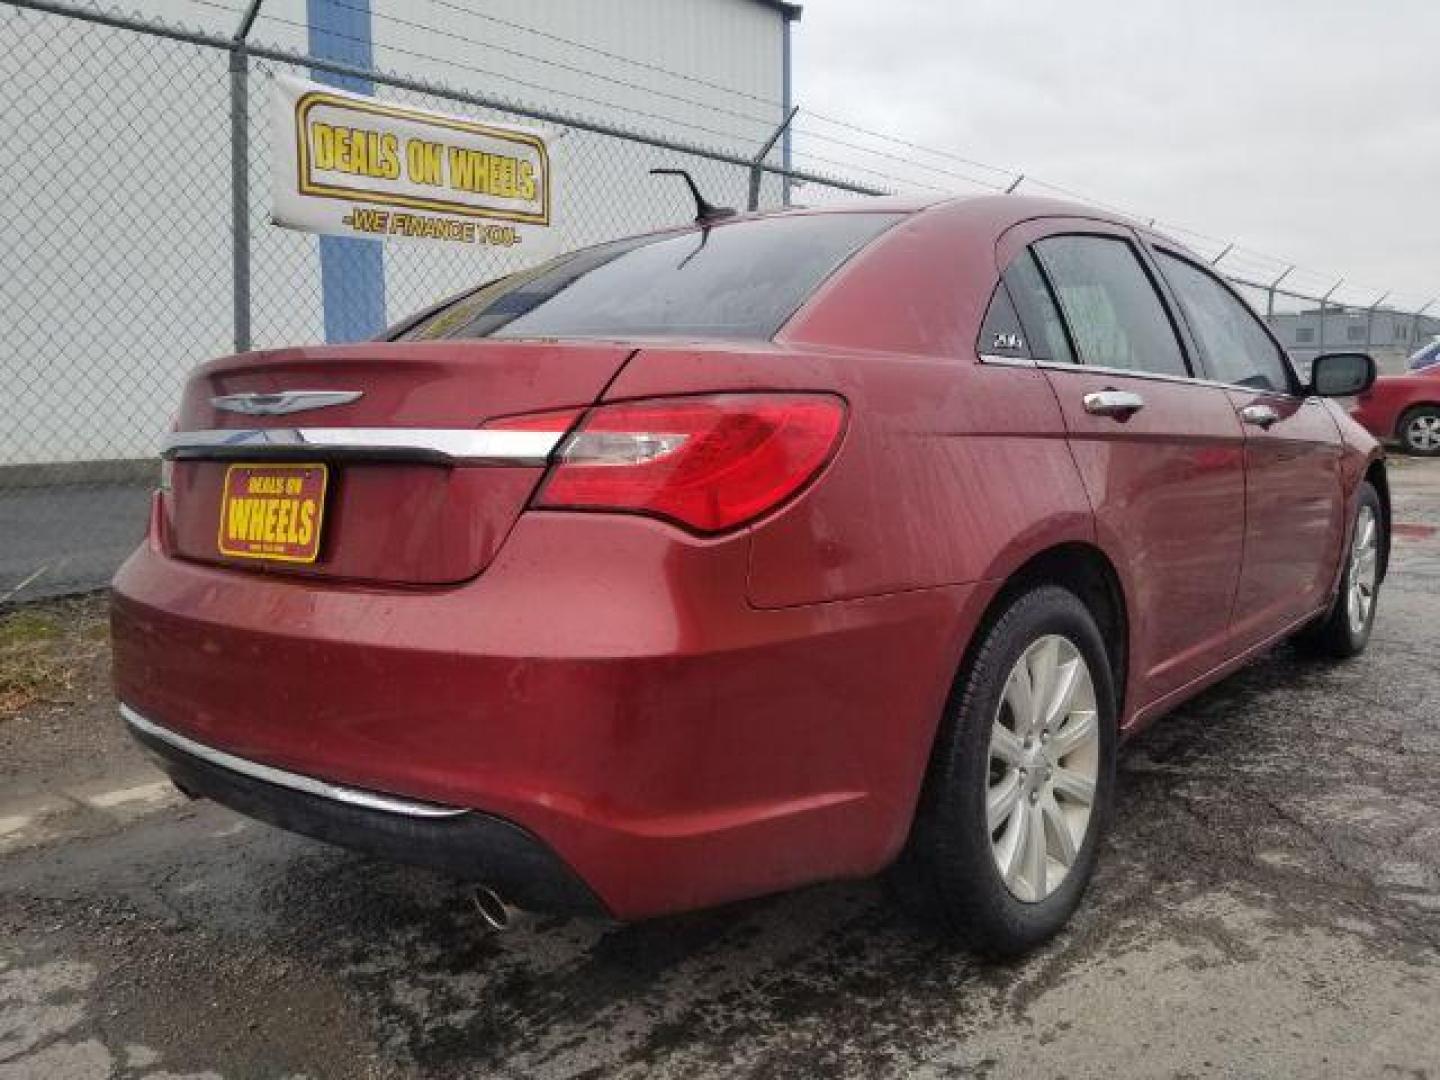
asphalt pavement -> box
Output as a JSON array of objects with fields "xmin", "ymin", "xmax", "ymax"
[
  {"xmin": 0, "ymin": 482, "xmax": 151, "ymax": 603},
  {"xmin": 2, "ymin": 459, "xmax": 1438, "ymax": 1079}
]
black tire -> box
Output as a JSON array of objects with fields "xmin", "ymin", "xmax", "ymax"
[
  {"xmin": 1295, "ymin": 480, "xmax": 1384, "ymax": 659},
  {"xmin": 891, "ymin": 584, "xmax": 1117, "ymax": 956},
  {"xmin": 1397, "ymin": 405, "xmax": 1440, "ymax": 457}
]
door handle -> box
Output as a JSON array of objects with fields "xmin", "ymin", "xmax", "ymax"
[
  {"xmin": 1082, "ymin": 390, "xmax": 1145, "ymax": 417},
  {"xmin": 1239, "ymin": 404, "xmax": 1279, "ymax": 428}
]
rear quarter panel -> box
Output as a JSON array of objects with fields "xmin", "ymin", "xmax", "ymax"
[
  {"xmin": 602, "ymin": 341, "xmax": 1094, "ymax": 887},
  {"xmin": 605, "ymin": 344, "xmax": 1093, "ymax": 609}
]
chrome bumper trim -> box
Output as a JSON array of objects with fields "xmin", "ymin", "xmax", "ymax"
[
  {"xmin": 161, "ymin": 427, "xmax": 562, "ymax": 466},
  {"xmin": 120, "ymin": 704, "xmax": 469, "ymax": 819}
]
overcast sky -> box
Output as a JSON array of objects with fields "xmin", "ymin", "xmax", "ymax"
[{"xmin": 794, "ymin": 0, "xmax": 1438, "ymax": 308}]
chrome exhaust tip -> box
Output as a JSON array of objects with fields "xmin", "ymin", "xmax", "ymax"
[{"xmin": 471, "ymin": 886, "xmax": 515, "ymax": 932}]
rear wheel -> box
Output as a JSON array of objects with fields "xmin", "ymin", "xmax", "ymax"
[
  {"xmin": 1296, "ymin": 481, "xmax": 1383, "ymax": 658},
  {"xmin": 1398, "ymin": 406, "xmax": 1440, "ymax": 456},
  {"xmin": 894, "ymin": 584, "xmax": 1116, "ymax": 956}
]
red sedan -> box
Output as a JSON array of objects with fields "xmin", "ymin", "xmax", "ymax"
[
  {"xmin": 112, "ymin": 195, "xmax": 1388, "ymax": 954},
  {"xmin": 1350, "ymin": 359, "xmax": 1440, "ymax": 455}
]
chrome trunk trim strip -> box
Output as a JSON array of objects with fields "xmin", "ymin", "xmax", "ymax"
[{"xmin": 161, "ymin": 427, "xmax": 563, "ymax": 466}]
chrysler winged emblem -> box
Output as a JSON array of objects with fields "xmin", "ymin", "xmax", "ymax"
[{"xmin": 210, "ymin": 390, "xmax": 363, "ymax": 416}]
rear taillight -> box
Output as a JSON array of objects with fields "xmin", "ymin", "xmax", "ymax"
[{"xmin": 494, "ymin": 393, "xmax": 846, "ymax": 533}]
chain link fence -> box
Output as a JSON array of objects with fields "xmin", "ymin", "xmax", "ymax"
[{"xmin": 3, "ymin": 0, "xmax": 1437, "ymax": 604}]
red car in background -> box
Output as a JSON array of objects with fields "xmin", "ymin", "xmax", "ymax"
[
  {"xmin": 1350, "ymin": 348, "xmax": 1440, "ymax": 455},
  {"xmin": 112, "ymin": 195, "xmax": 1388, "ymax": 954}
]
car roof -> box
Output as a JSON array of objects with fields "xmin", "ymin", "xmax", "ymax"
[
  {"xmin": 753, "ymin": 192, "xmax": 1160, "ymax": 243},
  {"xmin": 611, "ymin": 193, "xmax": 1165, "ymax": 267}
]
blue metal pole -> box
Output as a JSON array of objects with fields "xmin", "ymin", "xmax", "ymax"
[{"xmin": 307, "ymin": 0, "xmax": 385, "ymax": 342}]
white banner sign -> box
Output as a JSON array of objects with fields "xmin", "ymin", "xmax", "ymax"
[{"xmin": 271, "ymin": 75, "xmax": 558, "ymax": 253}]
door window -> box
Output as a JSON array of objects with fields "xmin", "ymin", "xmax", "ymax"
[
  {"xmin": 1156, "ymin": 251, "xmax": 1295, "ymax": 393},
  {"xmin": 1033, "ymin": 235, "xmax": 1189, "ymax": 378}
]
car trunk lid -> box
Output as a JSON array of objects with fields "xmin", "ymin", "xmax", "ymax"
[{"xmin": 163, "ymin": 340, "xmax": 634, "ymax": 585}]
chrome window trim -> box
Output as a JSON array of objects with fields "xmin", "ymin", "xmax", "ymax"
[
  {"xmin": 974, "ymin": 353, "xmax": 1309, "ymax": 400},
  {"xmin": 977, "ymin": 353, "xmax": 1037, "ymax": 368},
  {"xmin": 1035, "ymin": 358, "xmax": 1224, "ymax": 389},
  {"xmin": 1029, "ymin": 358, "xmax": 1304, "ymax": 399},
  {"xmin": 121, "ymin": 705, "xmax": 469, "ymax": 819},
  {"xmin": 161, "ymin": 427, "xmax": 563, "ymax": 466}
]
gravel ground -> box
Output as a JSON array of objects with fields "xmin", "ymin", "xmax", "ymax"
[{"xmin": 1, "ymin": 459, "xmax": 1438, "ymax": 1080}]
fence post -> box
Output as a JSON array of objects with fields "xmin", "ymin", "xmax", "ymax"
[
  {"xmin": 229, "ymin": 0, "xmax": 263, "ymax": 354},
  {"xmin": 1365, "ymin": 291, "xmax": 1389, "ymax": 351},
  {"xmin": 1318, "ymin": 279, "xmax": 1343, "ymax": 354},
  {"xmin": 1266, "ymin": 265, "xmax": 1294, "ymax": 319}
]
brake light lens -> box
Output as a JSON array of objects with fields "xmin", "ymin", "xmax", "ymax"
[{"xmin": 530, "ymin": 393, "xmax": 846, "ymax": 533}]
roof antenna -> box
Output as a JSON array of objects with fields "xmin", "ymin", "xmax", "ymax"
[{"xmin": 649, "ymin": 168, "xmax": 736, "ymax": 225}]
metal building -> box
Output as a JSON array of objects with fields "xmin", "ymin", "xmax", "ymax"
[
  {"xmin": 1269, "ymin": 307, "xmax": 1440, "ymax": 373},
  {"xmin": 1268, "ymin": 308, "xmax": 1440, "ymax": 351}
]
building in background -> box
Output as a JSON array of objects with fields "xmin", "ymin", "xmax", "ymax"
[{"xmin": 1269, "ymin": 307, "xmax": 1440, "ymax": 373}]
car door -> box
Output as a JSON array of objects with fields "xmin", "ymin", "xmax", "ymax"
[
  {"xmin": 998, "ymin": 222, "xmax": 1249, "ymax": 710},
  {"xmin": 1151, "ymin": 248, "xmax": 1346, "ymax": 647}
]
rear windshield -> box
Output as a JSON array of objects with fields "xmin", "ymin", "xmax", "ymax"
[
  {"xmin": 398, "ymin": 212, "xmax": 903, "ymax": 343},
  {"xmin": 1412, "ymin": 342, "xmax": 1440, "ymax": 370}
]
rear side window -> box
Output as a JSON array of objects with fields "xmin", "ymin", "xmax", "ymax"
[
  {"xmin": 1157, "ymin": 251, "xmax": 1294, "ymax": 393},
  {"xmin": 1033, "ymin": 235, "xmax": 1189, "ymax": 378},
  {"xmin": 978, "ymin": 283, "xmax": 1030, "ymax": 358},
  {"xmin": 1003, "ymin": 251, "xmax": 1075, "ymax": 364},
  {"xmin": 401, "ymin": 213, "xmax": 903, "ymax": 343}
]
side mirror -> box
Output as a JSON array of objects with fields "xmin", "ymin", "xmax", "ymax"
[{"xmin": 1309, "ymin": 352, "xmax": 1376, "ymax": 397}]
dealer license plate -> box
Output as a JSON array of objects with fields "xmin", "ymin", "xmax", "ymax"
[{"xmin": 218, "ymin": 463, "xmax": 328, "ymax": 563}]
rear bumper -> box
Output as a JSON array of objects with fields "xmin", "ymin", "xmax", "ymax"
[
  {"xmin": 112, "ymin": 512, "xmax": 984, "ymax": 919},
  {"xmin": 125, "ymin": 705, "xmax": 605, "ymax": 915}
]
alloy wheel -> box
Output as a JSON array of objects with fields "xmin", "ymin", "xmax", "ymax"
[
  {"xmin": 987, "ymin": 635, "xmax": 1099, "ymax": 903},
  {"xmin": 1347, "ymin": 504, "xmax": 1379, "ymax": 636},
  {"xmin": 1406, "ymin": 414, "xmax": 1440, "ymax": 453}
]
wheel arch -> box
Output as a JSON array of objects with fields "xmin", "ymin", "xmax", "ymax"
[
  {"xmin": 1364, "ymin": 457, "xmax": 1392, "ymax": 582},
  {"xmin": 966, "ymin": 542, "xmax": 1131, "ymax": 724}
]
